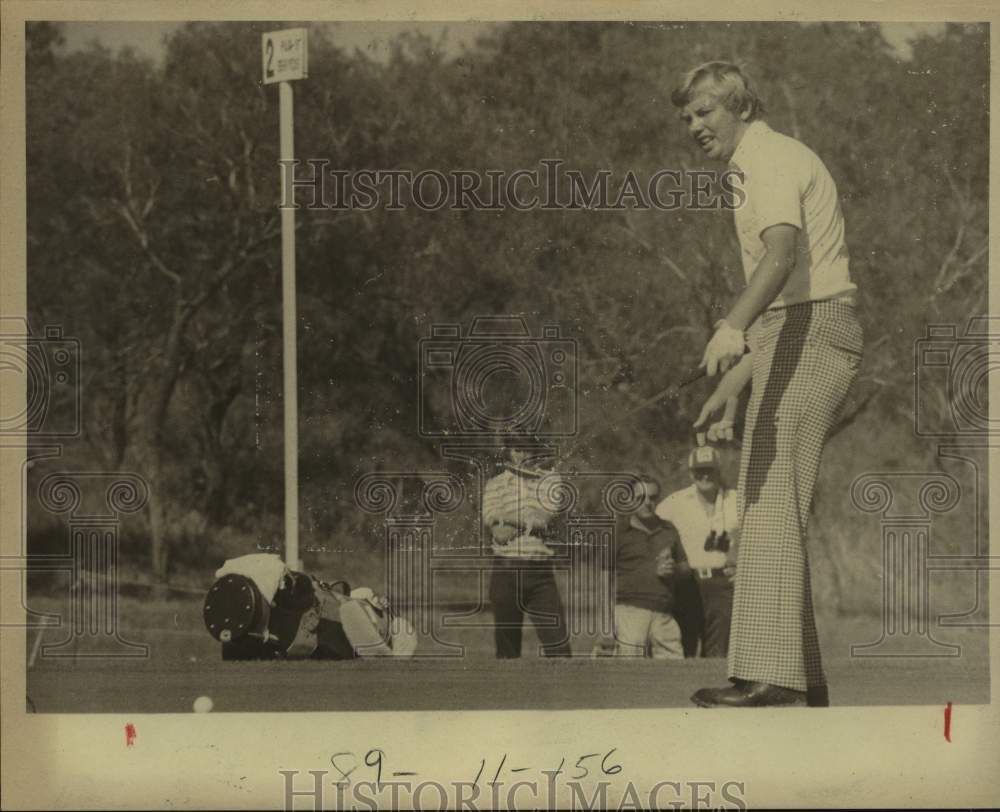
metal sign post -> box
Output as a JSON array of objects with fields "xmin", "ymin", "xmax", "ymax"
[{"xmin": 263, "ymin": 28, "xmax": 308, "ymax": 571}]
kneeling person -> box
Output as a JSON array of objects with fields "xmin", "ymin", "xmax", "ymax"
[
  {"xmin": 613, "ymin": 476, "xmax": 687, "ymax": 658},
  {"xmin": 203, "ymin": 553, "xmax": 417, "ymax": 660}
]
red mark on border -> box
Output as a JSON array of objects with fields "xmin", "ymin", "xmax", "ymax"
[
  {"xmin": 125, "ymin": 723, "xmax": 137, "ymax": 748},
  {"xmin": 944, "ymin": 703, "xmax": 952, "ymax": 742}
]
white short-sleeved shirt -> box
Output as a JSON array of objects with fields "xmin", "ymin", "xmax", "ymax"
[
  {"xmin": 654, "ymin": 484, "xmax": 739, "ymax": 570},
  {"xmin": 730, "ymin": 120, "xmax": 856, "ymax": 308}
]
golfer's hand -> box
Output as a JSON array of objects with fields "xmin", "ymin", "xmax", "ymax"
[
  {"xmin": 705, "ymin": 418, "xmax": 735, "ymax": 444},
  {"xmin": 723, "ymin": 564, "xmax": 737, "ymax": 585},
  {"xmin": 694, "ymin": 394, "xmax": 738, "ymax": 446},
  {"xmin": 701, "ymin": 320, "xmax": 745, "ymax": 376}
]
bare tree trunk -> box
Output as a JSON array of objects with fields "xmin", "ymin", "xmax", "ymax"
[
  {"xmin": 125, "ymin": 432, "xmax": 170, "ymax": 582},
  {"xmin": 124, "ymin": 311, "xmax": 189, "ymax": 582},
  {"xmin": 147, "ymin": 451, "xmax": 169, "ymax": 579}
]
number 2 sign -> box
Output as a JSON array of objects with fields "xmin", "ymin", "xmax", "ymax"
[{"xmin": 262, "ymin": 28, "xmax": 308, "ymax": 84}]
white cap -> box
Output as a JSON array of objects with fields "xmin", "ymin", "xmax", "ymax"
[{"xmin": 688, "ymin": 446, "xmax": 720, "ymax": 470}]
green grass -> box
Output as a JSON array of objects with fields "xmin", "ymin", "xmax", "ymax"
[{"xmin": 24, "ymin": 591, "xmax": 990, "ymax": 668}]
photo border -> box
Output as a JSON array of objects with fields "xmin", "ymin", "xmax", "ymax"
[{"xmin": 2, "ymin": 1, "xmax": 997, "ymax": 808}]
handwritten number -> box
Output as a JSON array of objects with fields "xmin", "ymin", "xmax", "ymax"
[
  {"xmin": 265, "ymin": 39, "xmax": 275, "ymax": 78},
  {"xmin": 573, "ymin": 753, "xmax": 599, "ymax": 780},
  {"xmin": 364, "ymin": 748, "xmax": 385, "ymax": 785},
  {"xmin": 491, "ymin": 753, "xmax": 507, "ymax": 786},
  {"xmin": 330, "ymin": 752, "xmax": 357, "ymax": 785},
  {"xmin": 337, "ymin": 748, "xmax": 616, "ymax": 788},
  {"xmin": 601, "ymin": 748, "xmax": 622, "ymax": 775}
]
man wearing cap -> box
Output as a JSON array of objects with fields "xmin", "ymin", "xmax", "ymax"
[
  {"xmin": 482, "ymin": 446, "xmax": 572, "ymax": 657},
  {"xmin": 655, "ymin": 447, "xmax": 739, "ymax": 658},
  {"xmin": 673, "ymin": 61, "xmax": 863, "ymax": 707}
]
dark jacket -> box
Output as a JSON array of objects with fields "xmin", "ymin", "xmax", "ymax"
[{"xmin": 614, "ymin": 514, "xmax": 687, "ymax": 614}]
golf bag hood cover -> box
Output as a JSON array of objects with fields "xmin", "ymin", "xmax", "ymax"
[
  {"xmin": 203, "ymin": 573, "xmax": 268, "ymax": 643},
  {"xmin": 214, "ymin": 553, "xmax": 288, "ymax": 603}
]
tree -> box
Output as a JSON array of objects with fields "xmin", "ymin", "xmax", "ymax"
[
  {"xmin": 28, "ymin": 24, "xmax": 287, "ymax": 578},
  {"xmin": 26, "ymin": 21, "xmax": 988, "ymax": 601}
]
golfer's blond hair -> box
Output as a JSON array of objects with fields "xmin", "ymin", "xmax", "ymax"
[{"xmin": 671, "ymin": 61, "xmax": 765, "ymax": 120}]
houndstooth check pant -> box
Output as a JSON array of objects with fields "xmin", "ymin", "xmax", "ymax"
[{"xmin": 730, "ymin": 299, "xmax": 863, "ymax": 691}]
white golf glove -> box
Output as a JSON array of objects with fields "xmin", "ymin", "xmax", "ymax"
[{"xmin": 701, "ymin": 320, "xmax": 745, "ymax": 376}]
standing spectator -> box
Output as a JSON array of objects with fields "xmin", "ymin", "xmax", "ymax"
[
  {"xmin": 482, "ymin": 445, "xmax": 571, "ymax": 657},
  {"xmin": 612, "ymin": 475, "xmax": 687, "ymax": 659},
  {"xmin": 655, "ymin": 447, "xmax": 739, "ymax": 658}
]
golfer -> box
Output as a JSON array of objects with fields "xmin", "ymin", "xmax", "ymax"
[{"xmin": 674, "ymin": 61, "xmax": 863, "ymax": 707}]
